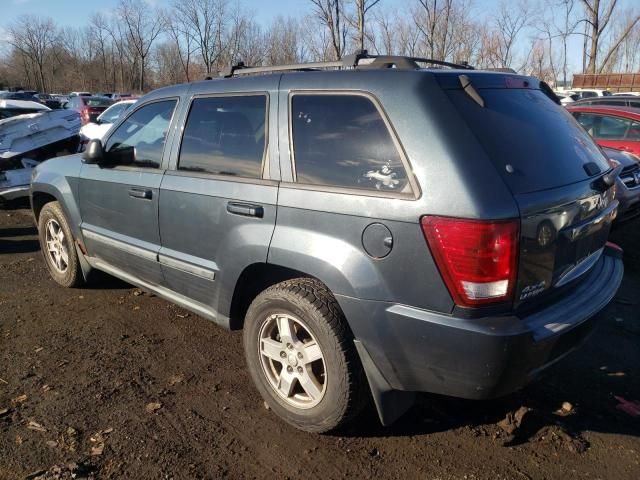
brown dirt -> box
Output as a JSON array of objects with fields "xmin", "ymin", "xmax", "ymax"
[{"xmin": 1, "ymin": 207, "xmax": 639, "ymax": 480}]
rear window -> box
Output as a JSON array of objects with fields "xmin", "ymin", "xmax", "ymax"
[
  {"xmin": 446, "ymin": 88, "xmax": 610, "ymax": 194},
  {"xmin": 85, "ymin": 97, "xmax": 112, "ymax": 107}
]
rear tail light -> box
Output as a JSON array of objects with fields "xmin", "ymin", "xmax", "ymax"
[{"xmin": 421, "ymin": 216, "xmax": 519, "ymax": 307}]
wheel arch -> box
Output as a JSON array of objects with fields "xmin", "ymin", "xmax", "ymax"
[
  {"xmin": 32, "ymin": 191, "xmax": 59, "ymax": 222},
  {"xmin": 228, "ymin": 263, "xmax": 323, "ymax": 330}
]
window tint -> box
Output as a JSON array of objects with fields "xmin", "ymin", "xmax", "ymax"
[
  {"xmin": 574, "ymin": 113, "xmax": 597, "ymax": 135},
  {"xmin": 597, "ymin": 115, "xmax": 630, "ymax": 139},
  {"xmin": 178, "ymin": 95, "xmax": 267, "ymax": 178},
  {"xmin": 100, "ymin": 102, "xmax": 133, "ymax": 124},
  {"xmin": 600, "ymin": 99, "xmax": 626, "ymax": 106},
  {"xmin": 291, "ymin": 94, "xmax": 411, "ymax": 194},
  {"xmin": 626, "ymin": 120, "xmax": 640, "ymax": 140},
  {"xmin": 105, "ymin": 100, "xmax": 176, "ymax": 168},
  {"xmin": 448, "ymin": 89, "xmax": 609, "ymax": 195},
  {"xmin": 574, "ymin": 113, "xmax": 640, "ymax": 140},
  {"xmin": 84, "ymin": 97, "xmax": 113, "ymax": 107}
]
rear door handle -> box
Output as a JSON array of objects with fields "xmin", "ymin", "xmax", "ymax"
[
  {"xmin": 128, "ymin": 188, "xmax": 153, "ymax": 200},
  {"xmin": 227, "ymin": 202, "xmax": 264, "ymax": 218}
]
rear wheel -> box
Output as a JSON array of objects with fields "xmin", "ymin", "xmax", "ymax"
[
  {"xmin": 243, "ymin": 278, "xmax": 367, "ymax": 433},
  {"xmin": 38, "ymin": 201, "xmax": 84, "ymax": 288}
]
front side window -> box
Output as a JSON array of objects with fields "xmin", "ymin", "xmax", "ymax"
[
  {"xmin": 105, "ymin": 100, "xmax": 177, "ymax": 168},
  {"xmin": 178, "ymin": 95, "xmax": 267, "ymax": 178},
  {"xmin": 290, "ymin": 94, "xmax": 411, "ymax": 194}
]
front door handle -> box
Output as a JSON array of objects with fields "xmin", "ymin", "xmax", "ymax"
[
  {"xmin": 128, "ymin": 188, "xmax": 152, "ymax": 200},
  {"xmin": 227, "ymin": 202, "xmax": 264, "ymax": 218}
]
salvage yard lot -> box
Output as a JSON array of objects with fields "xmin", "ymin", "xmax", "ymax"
[{"xmin": 1, "ymin": 207, "xmax": 639, "ymax": 480}]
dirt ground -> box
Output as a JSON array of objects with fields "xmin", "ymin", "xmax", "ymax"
[{"xmin": 0, "ymin": 206, "xmax": 638, "ymax": 480}]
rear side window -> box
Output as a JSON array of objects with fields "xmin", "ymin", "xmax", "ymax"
[
  {"xmin": 574, "ymin": 113, "xmax": 640, "ymax": 140},
  {"xmin": 447, "ymin": 88, "xmax": 610, "ymax": 194},
  {"xmin": 178, "ymin": 95, "xmax": 267, "ymax": 178},
  {"xmin": 290, "ymin": 94, "xmax": 412, "ymax": 195}
]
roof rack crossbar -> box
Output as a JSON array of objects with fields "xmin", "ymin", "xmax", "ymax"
[
  {"xmin": 220, "ymin": 52, "xmax": 474, "ymax": 78},
  {"xmin": 221, "ymin": 61, "xmax": 345, "ymax": 77}
]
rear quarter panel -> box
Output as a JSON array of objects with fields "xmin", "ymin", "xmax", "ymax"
[{"xmin": 270, "ymin": 71, "xmax": 519, "ymax": 314}]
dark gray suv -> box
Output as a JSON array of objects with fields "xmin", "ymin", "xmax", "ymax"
[{"xmin": 30, "ymin": 54, "xmax": 624, "ymax": 433}]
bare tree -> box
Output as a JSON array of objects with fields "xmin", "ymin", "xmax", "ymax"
[
  {"xmin": 173, "ymin": 0, "xmax": 229, "ymax": 75},
  {"xmin": 580, "ymin": 0, "xmax": 640, "ymax": 73},
  {"xmin": 264, "ymin": 16, "xmax": 307, "ymax": 65},
  {"xmin": 117, "ymin": 0, "xmax": 165, "ymax": 91},
  {"xmin": 7, "ymin": 15, "xmax": 58, "ymax": 92},
  {"xmin": 309, "ymin": 0, "xmax": 350, "ymax": 60},
  {"xmin": 90, "ymin": 13, "xmax": 113, "ymax": 90},
  {"xmin": 492, "ymin": 0, "xmax": 531, "ymax": 68},
  {"xmin": 351, "ymin": 0, "xmax": 382, "ymax": 51},
  {"xmin": 164, "ymin": 8, "xmax": 195, "ymax": 82}
]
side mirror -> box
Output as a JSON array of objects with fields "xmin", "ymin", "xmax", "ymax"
[{"xmin": 82, "ymin": 139, "xmax": 106, "ymax": 165}]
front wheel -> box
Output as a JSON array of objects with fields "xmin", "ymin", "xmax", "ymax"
[
  {"xmin": 38, "ymin": 201, "xmax": 84, "ymax": 288},
  {"xmin": 243, "ymin": 278, "xmax": 367, "ymax": 433}
]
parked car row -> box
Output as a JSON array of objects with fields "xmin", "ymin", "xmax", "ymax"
[{"xmin": 27, "ymin": 54, "xmax": 630, "ymax": 434}]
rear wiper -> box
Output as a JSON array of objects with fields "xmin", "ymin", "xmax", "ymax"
[
  {"xmin": 459, "ymin": 75, "xmax": 485, "ymax": 108},
  {"xmin": 592, "ymin": 164, "xmax": 623, "ymax": 192}
]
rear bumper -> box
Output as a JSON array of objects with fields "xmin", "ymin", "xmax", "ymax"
[{"xmin": 340, "ymin": 248, "xmax": 623, "ymax": 400}]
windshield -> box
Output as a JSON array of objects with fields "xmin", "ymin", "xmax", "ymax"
[
  {"xmin": 99, "ymin": 102, "xmax": 134, "ymax": 123},
  {"xmin": 447, "ymin": 88, "xmax": 611, "ymax": 194},
  {"xmin": 84, "ymin": 97, "xmax": 113, "ymax": 107}
]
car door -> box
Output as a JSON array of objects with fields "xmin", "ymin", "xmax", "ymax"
[
  {"xmin": 158, "ymin": 79, "xmax": 280, "ymax": 326},
  {"xmin": 78, "ymin": 98, "xmax": 179, "ymax": 286}
]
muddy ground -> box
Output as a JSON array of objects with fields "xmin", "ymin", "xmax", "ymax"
[{"xmin": 0, "ymin": 206, "xmax": 638, "ymax": 480}]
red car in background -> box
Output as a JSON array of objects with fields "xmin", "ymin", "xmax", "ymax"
[
  {"xmin": 65, "ymin": 95, "xmax": 114, "ymax": 125},
  {"xmin": 567, "ymin": 105, "xmax": 640, "ymax": 156}
]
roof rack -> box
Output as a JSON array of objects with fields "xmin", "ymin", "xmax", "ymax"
[{"xmin": 220, "ymin": 51, "xmax": 473, "ymax": 78}]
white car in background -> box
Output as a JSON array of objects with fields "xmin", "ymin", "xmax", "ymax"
[
  {"xmin": 79, "ymin": 99, "xmax": 136, "ymax": 142},
  {"xmin": 613, "ymin": 92, "xmax": 640, "ymax": 96},
  {"xmin": 554, "ymin": 91, "xmax": 580, "ymax": 105}
]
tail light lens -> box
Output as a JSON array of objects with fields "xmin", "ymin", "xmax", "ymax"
[{"xmin": 421, "ymin": 216, "xmax": 519, "ymax": 307}]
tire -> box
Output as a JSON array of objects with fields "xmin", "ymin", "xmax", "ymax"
[
  {"xmin": 38, "ymin": 201, "xmax": 84, "ymax": 288},
  {"xmin": 243, "ymin": 278, "xmax": 367, "ymax": 433}
]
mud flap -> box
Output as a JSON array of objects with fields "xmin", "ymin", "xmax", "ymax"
[
  {"xmin": 354, "ymin": 339, "xmax": 415, "ymax": 426},
  {"xmin": 75, "ymin": 243, "xmax": 93, "ymax": 281}
]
